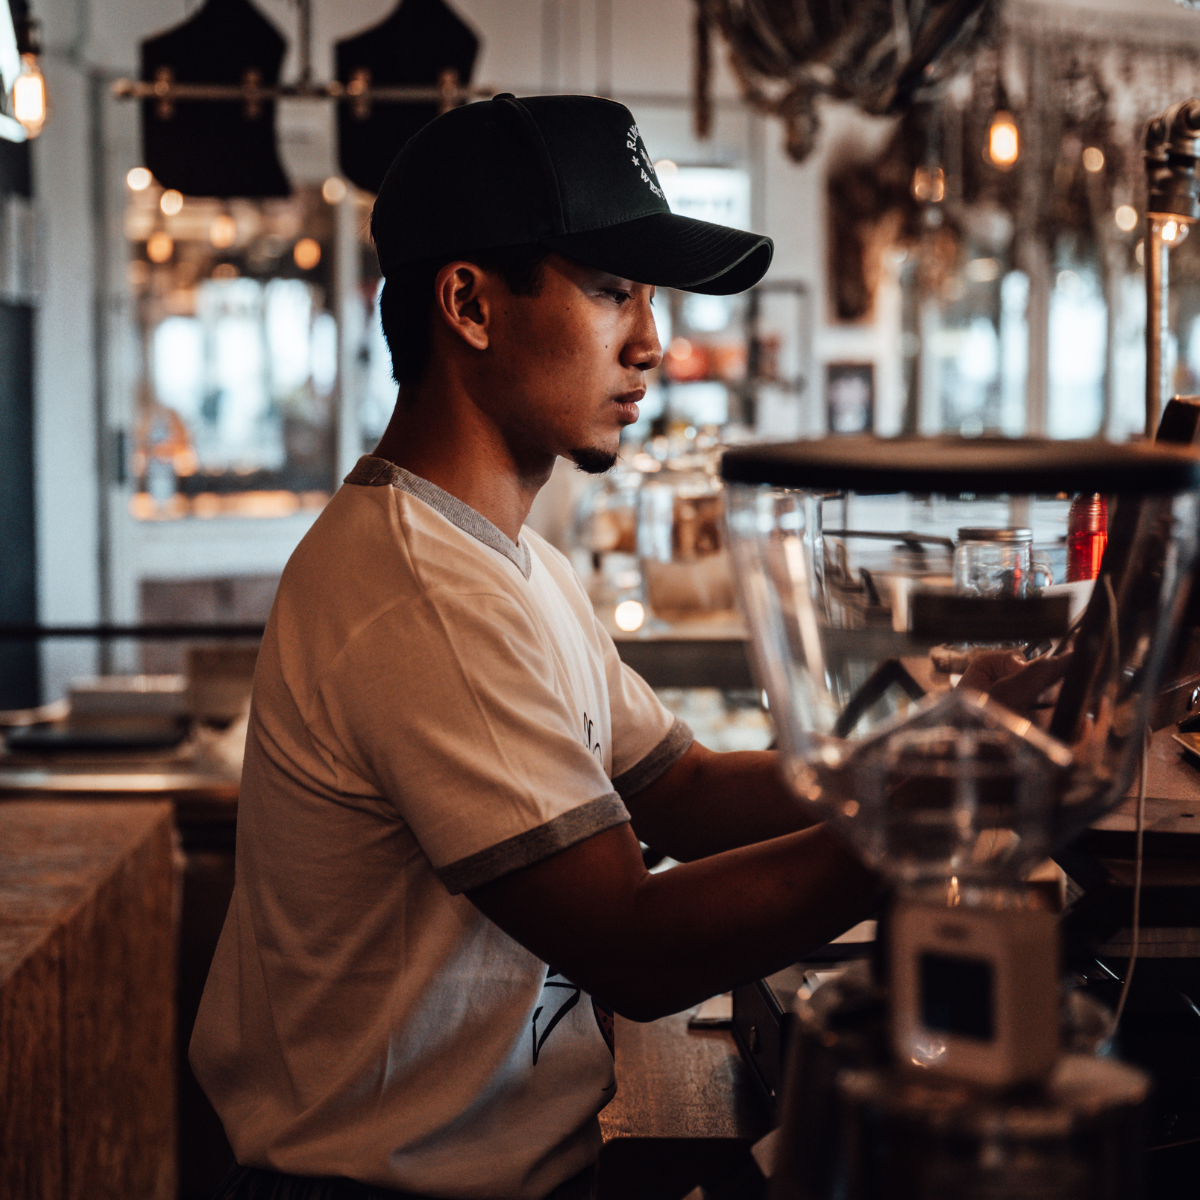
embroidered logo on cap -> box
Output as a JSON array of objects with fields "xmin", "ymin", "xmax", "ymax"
[{"xmin": 626, "ymin": 124, "xmax": 664, "ymax": 200}]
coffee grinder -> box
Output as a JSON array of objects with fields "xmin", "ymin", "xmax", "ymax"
[{"xmin": 721, "ymin": 436, "xmax": 1200, "ymax": 1198}]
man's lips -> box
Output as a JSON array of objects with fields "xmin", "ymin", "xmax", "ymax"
[{"xmin": 613, "ymin": 389, "xmax": 644, "ymax": 425}]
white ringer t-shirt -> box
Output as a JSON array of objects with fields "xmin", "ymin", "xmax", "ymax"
[{"xmin": 190, "ymin": 456, "xmax": 692, "ymax": 1200}]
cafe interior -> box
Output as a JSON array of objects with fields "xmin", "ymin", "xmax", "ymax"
[{"xmin": 3, "ymin": 0, "xmax": 1200, "ymax": 1197}]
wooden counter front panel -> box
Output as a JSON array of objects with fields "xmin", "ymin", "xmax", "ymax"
[
  {"xmin": 0, "ymin": 802, "xmax": 175, "ymax": 1200},
  {"xmin": 0, "ymin": 923, "xmax": 63, "ymax": 1200},
  {"xmin": 63, "ymin": 810, "xmax": 176, "ymax": 1200}
]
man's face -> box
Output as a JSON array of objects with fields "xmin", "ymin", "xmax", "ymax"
[{"xmin": 476, "ymin": 253, "xmax": 662, "ymax": 476}]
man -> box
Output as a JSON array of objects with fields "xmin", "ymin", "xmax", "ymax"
[{"xmin": 191, "ymin": 94, "xmax": 879, "ymax": 1200}]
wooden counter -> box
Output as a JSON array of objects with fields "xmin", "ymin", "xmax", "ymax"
[
  {"xmin": 0, "ymin": 762, "xmax": 239, "ymax": 1200},
  {"xmin": 0, "ymin": 801, "xmax": 176, "ymax": 1200},
  {"xmin": 597, "ymin": 1012, "xmax": 768, "ymax": 1200}
]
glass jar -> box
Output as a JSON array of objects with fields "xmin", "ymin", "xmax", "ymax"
[
  {"xmin": 637, "ymin": 451, "xmax": 736, "ymax": 622},
  {"xmin": 953, "ymin": 527, "xmax": 1053, "ymax": 599}
]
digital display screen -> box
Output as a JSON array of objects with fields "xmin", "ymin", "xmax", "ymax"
[{"xmin": 919, "ymin": 952, "xmax": 995, "ymax": 1041}]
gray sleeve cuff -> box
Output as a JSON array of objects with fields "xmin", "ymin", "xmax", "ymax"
[
  {"xmin": 442, "ymin": 793, "xmax": 630, "ymax": 895},
  {"xmin": 610, "ymin": 717, "xmax": 694, "ymax": 800}
]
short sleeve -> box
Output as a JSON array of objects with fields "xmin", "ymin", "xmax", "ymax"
[
  {"xmin": 594, "ymin": 618, "xmax": 694, "ymax": 800},
  {"xmin": 313, "ymin": 590, "xmax": 630, "ymax": 894}
]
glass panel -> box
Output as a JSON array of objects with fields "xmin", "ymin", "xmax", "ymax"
[{"xmin": 126, "ymin": 182, "xmax": 337, "ymax": 518}]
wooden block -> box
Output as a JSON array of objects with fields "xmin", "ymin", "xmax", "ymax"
[
  {"xmin": 0, "ymin": 802, "xmax": 176, "ymax": 1200},
  {"xmin": 62, "ymin": 809, "xmax": 176, "ymax": 1200},
  {"xmin": 0, "ymin": 922, "xmax": 62, "ymax": 1200}
]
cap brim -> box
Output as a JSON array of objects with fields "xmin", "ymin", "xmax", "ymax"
[{"xmin": 541, "ymin": 212, "xmax": 773, "ymax": 295}]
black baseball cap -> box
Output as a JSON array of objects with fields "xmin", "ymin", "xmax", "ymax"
[{"xmin": 371, "ymin": 93, "xmax": 774, "ymax": 295}]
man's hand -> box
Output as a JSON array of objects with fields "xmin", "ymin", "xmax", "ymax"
[{"xmin": 958, "ymin": 649, "xmax": 1069, "ymax": 717}]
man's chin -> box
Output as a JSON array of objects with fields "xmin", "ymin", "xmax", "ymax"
[{"xmin": 569, "ymin": 446, "xmax": 619, "ymax": 475}]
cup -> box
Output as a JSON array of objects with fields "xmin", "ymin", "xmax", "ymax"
[{"xmin": 953, "ymin": 527, "xmax": 1053, "ymax": 598}]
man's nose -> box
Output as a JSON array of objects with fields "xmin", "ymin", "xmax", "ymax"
[{"xmin": 625, "ymin": 296, "xmax": 663, "ymax": 372}]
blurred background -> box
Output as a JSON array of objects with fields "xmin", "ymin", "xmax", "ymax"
[
  {"xmin": 5, "ymin": 2, "xmax": 1200, "ymax": 1196},
  {"xmin": 4, "ymin": 0, "xmax": 1199, "ymax": 715}
]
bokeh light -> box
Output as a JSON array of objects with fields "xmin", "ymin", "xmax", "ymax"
[
  {"xmin": 614, "ymin": 600, "xmax": 645, "ymax": 632},
  {"xmin": 146, "ymin": 231, "xmax": 174, "ymax": 263},
  {"xmin": 988, "ymin": 112, "xmax": 1019, "ymax": 168},
  {"xmin": 293, "ymin": 238, "xmax": 322, "ymax": 270},
  {"xmin": 209, "ymin": 214, "xmax": 237, "ymax": 249}
]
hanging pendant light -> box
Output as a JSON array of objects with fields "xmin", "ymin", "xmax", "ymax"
[
  {"xmin": 0, "ymin": 2, "xmax": 48, "ymax": 142},
  {"xmin": 12, "ymin": 52, "xmax": 45, "ymax": 136}
]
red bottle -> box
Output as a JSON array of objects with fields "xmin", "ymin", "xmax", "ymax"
[{"xmin": 1066, "ymin": 494, "xmax": 1108, "ymax": 582}]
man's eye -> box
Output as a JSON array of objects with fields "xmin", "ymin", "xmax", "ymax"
[{"xmin": 607, "ymin": 289, "xmax": 632, "ymax": 305}]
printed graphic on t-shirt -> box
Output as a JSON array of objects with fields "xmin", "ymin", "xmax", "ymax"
[
  {"xmin": 582, "ymin": 711, "xmax": 603, "ymax": 762},
  {"xmin": 531, "ymin": 971, "xmax": 582, "ymax": 1065},
  {"xmin": 592, "ymin": 997, "xmax": 615, "ymax": 1058}
]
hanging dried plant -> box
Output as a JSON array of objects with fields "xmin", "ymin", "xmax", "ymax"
[
  {"xmin": 825, "ymin": 12, "xmax": 1200, "ymax": 322},
  {"xmin": 695, "ymin": 0, "xmax": 995, "ymax": 161}
]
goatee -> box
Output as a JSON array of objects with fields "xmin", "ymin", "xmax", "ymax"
[{"xmin": 570, "ymin": 446, "xmax": 619, "ymax": 475}]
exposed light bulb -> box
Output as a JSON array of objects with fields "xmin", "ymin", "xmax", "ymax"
[
  {"xmin": 1082, "ymin": 146, "xmax": 1105, "ymax": 173},
  {"xmin": 1114, "ymin": 204, "xmax": 1138, "ymax": 232},
  {"xmin": 126, "ymin": 167, "xmax": 153, "ymax": 191},
  {"xmin": 1161, "ymin": 218, "xmax": 1190, "ymax": 246},
  {"xmin": 988, "ymin": 111, "xmax": 1019, "ymax": 168},
  {"xmin": 160, "ymin": 189, "xmax": 184, "ymax": 216},
  {"xmin": 12, "ymin": 54, "xmax": 47, "ymax": 138},
  {"xmin": 911, "ymin": 165, "xmax": 946, "ymax": 203},
  {"xmin": 321, "ymin": 176, "xmax": 347, "ymax": 204}
]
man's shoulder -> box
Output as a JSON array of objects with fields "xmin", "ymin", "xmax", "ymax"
[{"xmin": 290, "ymin": 475, "xmax": 519, "ymax": 591}]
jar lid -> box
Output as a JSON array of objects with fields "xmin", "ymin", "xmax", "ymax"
[
  {"xmin": 720, "ymin": 436, "xmax": 1200, "ymax": 495},
  {"xmin": 957, "ymin": 527, "xmax": 1032, "ymax": 542}
]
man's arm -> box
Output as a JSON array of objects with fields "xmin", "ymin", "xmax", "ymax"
[
  {"xmin": 467, "ymin": 760, "xmax": 880, "ymax": 1023},
  {"xmin": 622, "ymin": 740, "xmax": 816, "ymax": 861}
]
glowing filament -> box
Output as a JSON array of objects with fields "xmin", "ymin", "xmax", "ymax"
[
  {"xmin": 13, "ymin": 55, "xmax": 47, "ymax": 138},
  {"xmin": 988, "ymin": 112, "xmax": 1019, "ymax": 168}
]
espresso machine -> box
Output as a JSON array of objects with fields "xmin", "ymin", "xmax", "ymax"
[{"xmin": 720, "ymin": 436, "xmax": 1200, "ymax": 1198}]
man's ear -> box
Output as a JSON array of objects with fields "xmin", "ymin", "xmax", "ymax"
[{"xmin": 433, "ymin": 261, "xmax": 491, "ymax": 353}]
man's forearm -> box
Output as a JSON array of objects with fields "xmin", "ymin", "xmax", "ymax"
[
  {"xmin": 626, "ymin": 742, "xmax": 818, "ymax": 861},
  {"xmin": 471, "ymin": 820, "xmax": 881, "ymax": 1022}
]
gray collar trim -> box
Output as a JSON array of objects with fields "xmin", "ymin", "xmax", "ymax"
[{"xmin": 345, "ymin": 456, "xmax": 532, "ymax": 580}]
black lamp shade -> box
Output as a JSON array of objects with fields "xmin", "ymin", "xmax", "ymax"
[
  {"xmin": 335, "ymin": 0, "xmax": 480, "ymax": 196},
  {"xmin": 140, "ymin": 0, "xmax": 290, "ymax": 199}
]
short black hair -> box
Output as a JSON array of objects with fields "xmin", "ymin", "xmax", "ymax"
[{"xmin": 377, "ymin": 243, "xmax": 550, "ymax": 386}]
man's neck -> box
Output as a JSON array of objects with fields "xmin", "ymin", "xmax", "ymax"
[{"xmin": 371, "ymin": 380, "xmax": 552, "ymax": 545}]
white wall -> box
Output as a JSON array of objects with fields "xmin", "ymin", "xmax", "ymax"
[{"xmin": 33, "ymin": 3, "xmax": 101, "ymax": 700}]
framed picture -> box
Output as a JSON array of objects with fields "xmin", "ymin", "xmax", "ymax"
[{"xmin": 825, "ymin": 362, "xmax": 874, "ymax": 434}]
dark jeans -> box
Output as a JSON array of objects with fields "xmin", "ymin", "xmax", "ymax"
[{"xmin": 213, "ymin": 1164, "xmax": 595, "ymax": 1200}]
